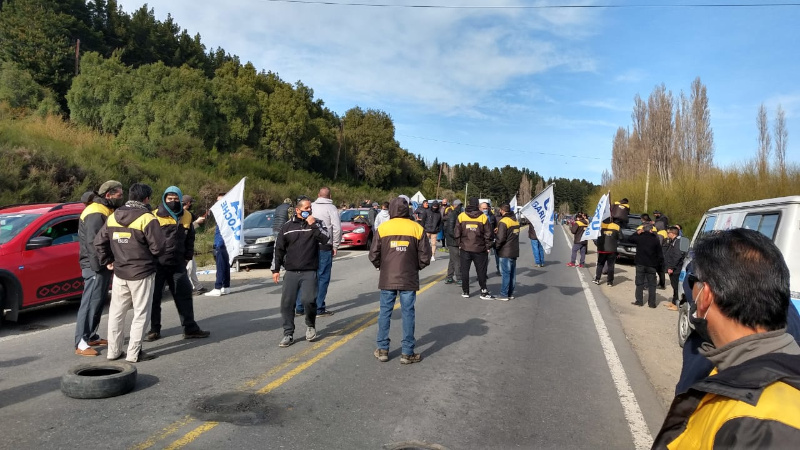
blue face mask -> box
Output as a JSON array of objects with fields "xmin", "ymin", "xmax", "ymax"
[
  {"xmin": 301, "ymin": 211, "xmax": 311, "ymax": 219},
  {"xmin": 481, "ymin": 209, "xmax": 490, "ymax": 216}
]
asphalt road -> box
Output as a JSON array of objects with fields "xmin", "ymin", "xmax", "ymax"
[{"xmin": 0, "ymin": 229, "xmax": 666, "ymax": 450}]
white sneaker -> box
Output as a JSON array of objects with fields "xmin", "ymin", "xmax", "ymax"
[
  {"xmin": 221, "ymin": 287, "xmax": 230, "ymax": 295},
  {"xmin": 431, "ymin": 255, "xmax": 436, "ymax": 262},
  {"xmin": 204, "ymin": 289, "xmax": 223, "ymax": 297},
  {"xmin": 306, "ymin": 327, "xmax": 317, "ymax": 341}
]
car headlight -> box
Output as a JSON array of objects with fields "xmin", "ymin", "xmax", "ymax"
[
  {"xmin": 353, "ymin": 227, "xmax": 366, "ymax": 234},
  {"xmin": 255, "ymin": 235, "xmax": 276, "ymax": 244}
]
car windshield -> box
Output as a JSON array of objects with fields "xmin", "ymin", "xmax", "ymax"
[
  {"xmin": 626, "ymin": 215, "xmax": 643, "ymax": 229},
  {"xmin": 0, "ymin": 213, "xmax": 41, "ymax": 244},
  {"xmin": 243, "ymin": 211, "xmax": 274, "ymax": 229},
  {"xmin": 340, "ymin": 210, "xmax": 369, "ymax": 222}
]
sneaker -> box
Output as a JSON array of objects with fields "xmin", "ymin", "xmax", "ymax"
[
  {"xmin": 496, "ymin": 296, "xmax": 509, "ymax": 301},
  {"xmin": 461, "ymin": 292, "xmax": 470, "ymax": 298},
  {"xmin": 480, "ymin": 290, "xmax": 495, "ymax": 300},
  {"xmin": 607, "ymin": 282, "xmax": 613, "ymax": 287},
  {"xmin": 279, "ymin": 335, "xmax": 294, "ymax": 347},
  {"xmin": 221, "ymin": 287, "xmax": 230, "ymax": 295},
  {"xmin": 431, "ymin": 255, "xmax": 436, "ymax": 262},
  {"xmin": 144, "ymin": 331, "xmax": 160, "ymax": 342},
  {"xmin": 183, "ymin": 329, "xmax": 211, "ymax": 339},
  {"xmin": 592, "ymin": 279, "xmax": 601, "ymax": 285},
  {"xmin": 508, "ymin": 296, "xmax": 516, "ymax": 300},
  {"xmin": 204, "ymin": 288, "xmax": 223, "ymax": 297},
  {"xmin": 566, "ymin": 263, "xmax": 576, "ymax": 267},
  {"xmin": 374, "ymin": 348, "xmax": 389, "ymax": 362},
  {"xmin": 128, "ymin": 351, "xmax": 157, "ymax": 363},
  {"xmin": 400, "ymin": 353, "xmax": 422, "ymax": 365},
  {"xmin": 444, "ymin": 278, "xmax": 454, "ymax": 284},
  {"xmin": 107, "ymin": 352, "xmax": 126, "ymax": 361},
  {"xmin": 193, "ymin": 287, "xmax": 208, "ymax": 296},
  {"xmin": 579, "ymin": 264, "xmax": 585, "ymax": 268},
  {"xmin": 317, "ymin": 310, "xmax": 334, "ymax": 317},
  {"xmin": 305, "ymin": 327, "xmax": 317, "ymax": 341}
]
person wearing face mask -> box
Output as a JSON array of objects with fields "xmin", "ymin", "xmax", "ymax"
[
  {"xmin": 272, "ymin": 198, "xmax": 330, "ymax": 348},
  {"xmin": 94, "ymin": 183, "xmax": 166, "ymax": 362},
  {"xmin": 654, "ymin": 229, "xmax": 800, "ymax": 448},
  {"xmin": 143, "ymin": 187, "xmax": 211, "ymax": 343},
  {"xmin": 73, "ymin": 180, "xmax": 124, "ymax": 357},
  {"xmin": 455, "ymin": 198, "xmax": 495, "ymax": 300}
]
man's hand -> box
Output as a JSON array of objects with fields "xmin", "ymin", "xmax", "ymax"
[
  {"xmin": 106, "ymin": 263, "xmax": 114, "ymax": 271},
  {"xmin": 332, "ymin": 248, "xmax": 338, "ymax": 257},
  {"xmin": 306, "ymin": 215, "xmax": 316, "ymax": 225},
  {"xmin": 636, "ymin": 229, "xmax": 643, "ymax": 235},
  {"xmin": 668, "ymin": 269, "xmax": 674, "ymax": 275},
  {"xmin": 272, "ymin": 272, "xmax": 281, "ymax": 284}
]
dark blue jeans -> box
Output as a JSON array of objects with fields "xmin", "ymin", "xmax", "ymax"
[
  {"xmin": 499, "ymin": 257, "xmax": 517, "ymax": 297},
  {"xmin": 74, "ymin": 268, "xmax": 112, "ymax": 347},
  {"xmin": 376, "ymin": 290, "xmax": 416, "ymax": 355},
  {"xmin": 530, "ymin": 240, "xmax": 544, "ymax": 265},
  {"xmin": 296, "ymin": 249, "xmax": 333, "ymax": 313},
  {"xmin": 214, "ymin": 246, "xmax": 230, "ymax": 289}
]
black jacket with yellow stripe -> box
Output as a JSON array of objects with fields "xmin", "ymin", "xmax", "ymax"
[
  {"xmin": 653, "ymin": 352, "xmax": 800, "ymax": 449},
  {"xmin": 596, "ymin": 221, "xmax": 621, "ymax": 253},
  {"xmin": 78, "ymin": 198, "xmax": 115, "ymax": 272},
  {"xmin": 495, "ymin": 213, "xmax": 520, "ymax": 258},
  {"xmin": 454, "ymin": 209, "xmax": 493, "ymax": 253},
  {"xmin": 155, "ymin": 204, "xmax": 195, "ymax": 266},
  {"xmin": 94, "ymin": 204, "xmax": 166, "ymax": 280},
  {"xmin": 369, "ymin": 198, "xmax": 431, "ymax": 291}
]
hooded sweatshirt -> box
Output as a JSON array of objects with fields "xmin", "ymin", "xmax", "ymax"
[
  {"xmin": 495, "ymin": 211, "xmax": 520, "ymax": 258},
  {"xmin": 79, "ymin": 196, "xmax": 117, "ymax": 273},
  {"xmin": 155, "ymin": 186, "xmax": 195, "ymax": 266},
  {"xmin": 570, "ymin": 218, "xmax": 588, "ymax": 245},
  {"xmin": 369, "ymin": 197, "xmax": 431, "ymax": 291},
  {"xmin": 423, "ymin": 201, "xmax": 442, "ymax": 234},
  {"xmin": 373, "ymin": 208, "xmax": 390, "ymax": 230},
  {"xmin": 312, "ymin": 196, "xmax": 342, "ymax": 251},
  {"xmin": 94, "ymin": 201, "xmax": 166, "ymax": 280},
  {"xmin": 454, "ymin": 198, "xmax": 492, "ymax": 253}
]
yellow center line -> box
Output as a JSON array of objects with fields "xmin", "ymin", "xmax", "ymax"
[
  {"xmin": 151, "ymin": 270, "xmax": 447, "ymax": 449},
  {"xmin": 131, "ymin": 416, "xmax": 195, "ymax": 450}
]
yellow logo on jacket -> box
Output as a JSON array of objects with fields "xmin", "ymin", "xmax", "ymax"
[
  {"xmin": 390, "ymin": 240, "xmax": 409, "ymax": 252},
  {"xmin": 466, "ymin": 224, "xmax": 478, "ymax": 230},
  {"xmin": 112, "ymin": 231, "xmax": 131, "ymax": 243}
]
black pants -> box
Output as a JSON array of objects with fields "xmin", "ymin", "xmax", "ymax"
[
  {"xmin": 447, "ymin": 246, "xmax": 461, "ymax": 280},
  {"xmin": 151, "ymin": 264, "xmax": 200, "ymax": 334},
  {"xmin": 669, "ymin": 272, "xmax": 681, "ymax": 303},
  {"xmin": 461, "ymin": 250, "xmax": 488, "ymax": 293},
  {"xmin": 595, "ymin": 253, "xmax": 617, "ymax": 284},
  {"xmin": 635, "ymin": 265, "xmax": 657, "ymax": 307},
  {"xmin": 657, "ymin": 261, "xmax": 666, "ymax": 289},
  {"xmin": 281, "ymin": 270, "xmax": 317, "ymax": 336}
]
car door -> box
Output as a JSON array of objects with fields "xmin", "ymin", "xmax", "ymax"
[{"xmin": 19, "ymin": 215, "xmax": 83, "ymax": 307}]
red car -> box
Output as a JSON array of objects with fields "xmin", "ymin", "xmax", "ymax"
[
  {"xmin": 339, "ymin": 208, "xmax": 374, "ymax": 249},
  {"xmin": 0, "ymin": 202, "xmax": 85, "ymax": 322}
]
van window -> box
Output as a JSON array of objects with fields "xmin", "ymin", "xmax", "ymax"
[
  {"xmin": 742, "ymin": 212, "xmax": 780, "ymax": 241},
  {"xmin": 698, "ymin": 215, "xmax": 717, "ymax": 238}
]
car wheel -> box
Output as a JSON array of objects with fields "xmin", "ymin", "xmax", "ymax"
[
  {"xmin": 61, "ymin": 361, "xmax": 138, "ymax": 399},
  {"xmin": 677, "ymin": 300, "xmax": 691, "ymax": 348}
]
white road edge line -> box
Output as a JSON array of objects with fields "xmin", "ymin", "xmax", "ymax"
[{"xmin": 560, "ymin": 226, "xmax": 653, "ymax": 449}]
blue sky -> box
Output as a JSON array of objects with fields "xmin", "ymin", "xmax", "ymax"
[{"xmin": 118, "ymin": 1, "xmax": 799, "ymax": 184}]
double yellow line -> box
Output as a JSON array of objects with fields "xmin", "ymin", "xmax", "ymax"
[{"xmin": 134, "ymin": 270, "xmax": 446, "ymax": 450}]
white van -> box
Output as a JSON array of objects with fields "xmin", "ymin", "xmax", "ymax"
[{"xmin": 677, "ymin": 195, "xmax": 800, "ymax": 346}]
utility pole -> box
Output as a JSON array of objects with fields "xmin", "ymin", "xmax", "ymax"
[
  {"xmin": 435, "ymin": 163, "xmax": 443, "ymax": 200},
  {"xmin": 465, "ymin": 182, "xmax": 468, "ymax": 201},
  {"xmin": 75, "ymin": 39, "xmax": 81, "ymax": 75},
  {"xmin": 644, "ymin": 157, "xmax": 651, "ymax": 212},
  {"xmin": 334, "ymin": 119, "xmax": 343, "ymax": 180}
]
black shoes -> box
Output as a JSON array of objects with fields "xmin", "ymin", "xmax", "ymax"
[
  {"xmin": 184, "ymin": 329, "xmax": 211, "ymax": 339},
  {"xmin": 144, "ymin": 331, "xmax": 160, "ymax": 342}
]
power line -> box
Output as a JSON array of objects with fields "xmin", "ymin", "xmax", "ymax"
[
  {"xmin": 260, "ymin": 0, "xmax": 800, "ymax": 9},
  {"xmin": 396, "ymin": 133, "xmax": 611, "ymax": 161}
]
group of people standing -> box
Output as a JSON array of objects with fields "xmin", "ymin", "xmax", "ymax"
[{"xmin": 74, "ymin": 181, "xmax": 210, "ymax": 363}]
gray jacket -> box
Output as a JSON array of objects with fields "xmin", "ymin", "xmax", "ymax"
[{"xmin": 312, "ymin": 197, "xmax": 342, "ymax": 250}]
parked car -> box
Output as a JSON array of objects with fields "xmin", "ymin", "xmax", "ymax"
[
  {"xmin": 676, "ymin": 196, "xmax": 800, "ymax": 347},
  {"xmin": 235, "ymin": 209, "xmax": 276, "ymax": 266},
  {"xmin": 339, "ymin": 208, "xmax": 373, "ymax": 249},
  {"xmin": 615, "ymin": 213, "xmax": 643, "ymax": 260},
  {"xmin": 0, "ymin": 202, "xmax": 85, "ymax": 323}
]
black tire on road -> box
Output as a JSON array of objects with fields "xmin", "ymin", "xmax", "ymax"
[
  {"xmin": 61, "ymin": 361, "xmax": 137, "ymax": 399},
  {"xmin": 677, "ymin": 301, "xmax": 691, "ymax": 348}
]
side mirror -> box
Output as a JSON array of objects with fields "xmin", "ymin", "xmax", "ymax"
[{"xmin": 27, "ymin": 236, "xmax": 54, "ymax": 250}]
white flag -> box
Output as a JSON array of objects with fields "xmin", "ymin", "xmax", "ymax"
[
  {"xmin": 509, "ymin": 195, "xmax": 518, "ymax": 213},
  {"xmin": 581, "ymin": 192, "xmax": 611, "ymax": 242},
  {"xmin": 519, "ymin": 184, "xmax": 556, "ymax": 254},
  {"xmin": 210, "ymin": 177, "xmax": 246, "ymax": 265}
]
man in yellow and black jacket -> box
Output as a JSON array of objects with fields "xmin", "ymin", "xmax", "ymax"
[
  {"xmin": 369, "ymin": 197, "xmax": 431, "ymax": 364},
  {"xmin": 593, "ymin": 218, "xmax": 621, "ymax": 286},
  {"xmin": 652, "ymin": 229, "xmax": 800, "ymax": 449},
  {"xmin": 145, "ymin": 186, "xmax": 210, "ymax": 343},
  {"xmin": 95, "ymin": 183, "xmax": 166, "ymax": 363},
  {"xmin": 454, "ymin": 197, "xmax": 495, "ymax": 300},
  {"xmin": 494, "ymin": 204, "xmax": 520, "ymax": 301}
]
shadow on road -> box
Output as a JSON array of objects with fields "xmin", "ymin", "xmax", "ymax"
[
  {"xmin": 412, "ymin": 318, "xmax": 489, "ymax": 360},
  {"xmin": 0, "ymin": 376, "xmax": 61, "ymax": 408}
]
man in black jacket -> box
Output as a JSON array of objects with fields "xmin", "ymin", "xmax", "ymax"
[
  {"xmin": 629, "ymin": 224, "xmax": 663, "ymax": 308},
  {"xmin": 443, "ymin": 199, "xmax": 462, "ymax": 284},
  {"xmin": 423, "ymin": 200, "xmax": 442, "ymax": 260},
  {"xmin": 271, "ymin": 198, "xmax": 330, "ymax": 347},
  {"xmin": 145, "ymin": 186, "xmax": 210, "ymax": 342},
  {"xmin": 593, "ymin": 218, "xmax": 621, "ymax": 286},
  {"xmin": 662, "ymin": 226, "xmax": 685, "ymax": 310}
]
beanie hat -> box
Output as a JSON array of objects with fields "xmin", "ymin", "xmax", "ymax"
[{"xmin": 98, "ymin": 180, "xmax": 122, "ymax": 196}]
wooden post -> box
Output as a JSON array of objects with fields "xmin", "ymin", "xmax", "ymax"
[
  {"xmin": 435, "ymin": 163, "xmax": 443, "ymax": 199},
  {"xmin": 644, "ymin": 158, "xmax": 651, "ymax": 212}
]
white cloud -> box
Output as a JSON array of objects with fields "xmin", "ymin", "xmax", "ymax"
[
  {"xmin": 614, "ymin": 69, "xmax": 646, "ymax": 83},
  {"xmin": 578, "ymin": 99, "xmax": 629, "ymax": 112}
]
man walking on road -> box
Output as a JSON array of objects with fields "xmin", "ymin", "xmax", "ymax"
[
  {"xmin": 443, "ymin": 199, "xmax": 462, "ymax": 284},
  {"xmin": 295, "ymin": 187, "xmax": 341, "ymax": 316},
  {"xmin": 74, "ymin": 180, "xmax": 124, "ymax": 356},
  {"xmin": 495, "ymin": 204, "xmax": 520, "ymax": 301},
  {"xmin": 593, "ymin": 218, "xmax": 621, "ymax": 286},
  {"xmin": 145, "ymin": 186, "xmax": 211, "ymax": 342},
  {"xmin": 662, "ymin": 226, "xmax": 685, "ymax": 311},
  {"xmin": 567, "ymin": 213, "xmax": 588, "ymax": 267},
  {"xmin": 182, "ymin": 195, "xmax": 207, "ymax": 295},
  {"xmin": 528, "ymin": 223, "xmax": 545, "ymax": 267},
  {"xmin": 206, "ymin": 192, "xmax": 231, "ymax": 297},
  {"xmin": 455, "ymin": 198, "xmax": 495, "ymax": 300},
  {"xmin": 629, "ymin": 224, "xmax": 663, "ymax": 308},
  {"xmin": 272, "ymin": 198, "xmax": 330, "ymax": 347},
  {"xmin": 369, "ymin": 197, "xmax": 430, "ymax": 364},
  {"xmin": 95, "ymin": 183, "xmax": 165, "ymax": 362},
  {"xmin": 653, "ymin": 228, "xmax": 800, "ymax": 448},
  {"xmin": 423, "ymin": 200, "xmax": 442, "ymax": 261}
]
